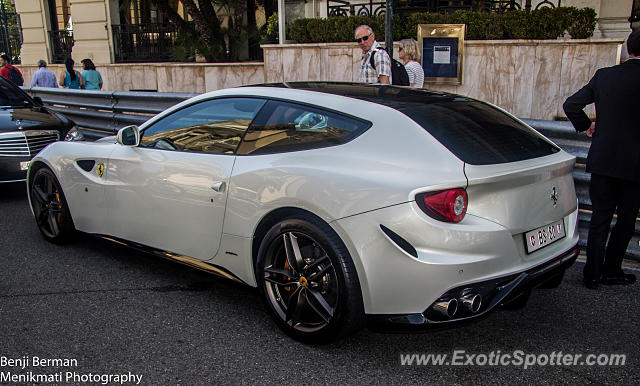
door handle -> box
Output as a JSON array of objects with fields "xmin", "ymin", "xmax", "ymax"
[{"xmin": 211, "ymin": 181, "xmax": 226, "ymax": 193}]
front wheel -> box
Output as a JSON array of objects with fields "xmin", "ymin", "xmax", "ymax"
[
  {"xmin": 256, "ymin": 216, "xmax": 364, "ymax": 343},
  {"xmin": 29, "ymin": 166, "xmax": 75, "ymax": 243}
]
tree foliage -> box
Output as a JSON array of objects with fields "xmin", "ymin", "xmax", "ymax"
[
  {"xmin": 0, "ymin": 0, "xmax": 22, "ymax": 61},
  {"xmin": 153, "ymin": 0, "xmax": 250, "ymax": 62},
  {"xmin": 119, "ymin": 0, "xmax": 254, "ymax": 62},
  {"xmin": 2, "ymin": 1, "xmax": 19, "ymax": 35}
]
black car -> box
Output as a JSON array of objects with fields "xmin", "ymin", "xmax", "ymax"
[{"xmin": 0, "ymin": 76, "xmax": 82, "ymax": 183}]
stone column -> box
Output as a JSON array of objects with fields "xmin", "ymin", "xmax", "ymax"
[
  {"xmin": 318, "ymin": 0, "xmax": 328, "ymax": 18},
  {"xmin": 597, "ymin": 0, "xmax": 634, "ymax": 59},
  {"xmin": 15, "ymin": 0, "xmax": 50, "ymax": 65},
  {"xmin": 69, "ymin": 0, "xmax": 113, "ymax": 64}
]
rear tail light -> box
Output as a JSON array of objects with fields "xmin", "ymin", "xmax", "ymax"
[{"xmin": 416, "ymin": 188, "xmax": 468, "ymax": 223}]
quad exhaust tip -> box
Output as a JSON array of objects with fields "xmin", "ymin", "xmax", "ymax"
[
  {"xmin": 433, "ymin": 298, "xmax": 458, "ymax": 318},
  {"xmin": 460, "ymin": 291, "xmax": 482, "ymax": 314},
  {"xmin": 432, "ymin": 291, "xmax": 482, "ymax": 319},
  {"xmin": 432, "ymin": 289, "xmax": 482, "ymax": 319}
]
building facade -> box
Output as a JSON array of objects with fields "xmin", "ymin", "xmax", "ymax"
[
  {"xmin": 15, "ymin": 0, "xmax": 636, "ymax": 66},
  {"xmin": 16, "ymin": 0, "xmax": 271, "ymax": 65}
]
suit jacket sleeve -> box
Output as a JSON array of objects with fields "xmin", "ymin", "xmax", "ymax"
[{"xmin": 563, "ymin": 73, "xmax": 596, "ymax": 133}]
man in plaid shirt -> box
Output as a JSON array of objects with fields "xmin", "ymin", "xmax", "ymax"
[{"xmin": 355, "ymin": 25, "xmax": 391, "ymax": 84}]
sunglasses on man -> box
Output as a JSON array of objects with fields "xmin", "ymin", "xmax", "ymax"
[{"xmin": 355, "ymin": 33, "xmax": 372, "ymax": 43}]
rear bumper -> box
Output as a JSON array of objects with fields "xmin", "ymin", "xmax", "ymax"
[
  {"xmin": 334, "ymin": 200, "xmax": 580, "ymax": 315},
  {"xmin": 366, "ymin": 244, "xmax": 579, "ymax": 332}
]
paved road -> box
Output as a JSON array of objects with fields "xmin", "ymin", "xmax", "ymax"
[{"xmin": 1, "ymin": 182, "xmax": 638, "ymax": 385}]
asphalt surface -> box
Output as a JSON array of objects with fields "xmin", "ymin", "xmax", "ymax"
[{"xmin": 1, "ymin": 182, "xmax": 638, "ymax": 385}]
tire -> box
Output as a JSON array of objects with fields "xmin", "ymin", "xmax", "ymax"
[
  {"xmin": 29, "ymin": 166, "xmax": 75, "ymax": 243},
  {"xmin": 255, "ymin": 215, "xmax": 364, "ymax": 343}
]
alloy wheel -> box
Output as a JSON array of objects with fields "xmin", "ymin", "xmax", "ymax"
[
  {"xmin": 263, "ymin": 231, "xmax": 339, "ymax": 333},
  {"xmin": 30, "ymin": 170, "xmax": 66, "ymax": 239}
]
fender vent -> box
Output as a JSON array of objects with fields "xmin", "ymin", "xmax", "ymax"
[
  {"xmin": 76, "ymin": 160, "xmax": 96, "ymax": 172},
  {"xmin": 380, "ymin": 225, "xmax": 418, "ymax": 258}
]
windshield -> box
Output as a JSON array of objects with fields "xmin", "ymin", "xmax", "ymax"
[{"xmin": 0, "ymin": 80, "xmax": 31, "ymax": 107}]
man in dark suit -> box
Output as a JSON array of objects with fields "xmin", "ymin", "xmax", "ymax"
[{"xmin": 563, "ymin": 30, "xmax": 640, "ymax": 290}]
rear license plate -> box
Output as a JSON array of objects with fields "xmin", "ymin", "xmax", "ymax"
[
  {"xmin": 20, "ymin": 161, "xmax": 30, "ymax": 171},
  {"xmin": 525, "ymin": 220, "xmax": 566, "ymax": 254}
]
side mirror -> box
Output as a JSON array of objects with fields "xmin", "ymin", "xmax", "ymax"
[
  {"xmin": 33, "ymin": 96, "xmax": 43, "ymax": 107},
  {"xmin": 117, "ymin": 125, "xmax": 140, "ymax": 146}
]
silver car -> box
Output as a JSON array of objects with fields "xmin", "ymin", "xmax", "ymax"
[{"xmin": 28, "ymin": 82, "xmax": 579, "ymax": 343}]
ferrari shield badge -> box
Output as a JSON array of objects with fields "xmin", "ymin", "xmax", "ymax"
[{"xmin": 97, "ymin": 163, "xmax": 104, "ymax": 178}]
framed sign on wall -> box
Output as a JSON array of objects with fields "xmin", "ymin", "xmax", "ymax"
[{"xmin": 418, "ymin": 24, "xmax": 465, "ymax": 85}]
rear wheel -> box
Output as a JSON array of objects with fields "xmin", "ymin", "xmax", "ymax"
[
  {"xmin": 29, "ymin": 166, "xmax": 75, "ymax": 243},
  {"xmin": 256, "ymin": 216, "xmax": 364, "ymax": 343}
]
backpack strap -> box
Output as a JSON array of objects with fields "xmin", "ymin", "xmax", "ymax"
[
  {"xmin": 369, "ymin": 49, "xmax": 380, "ymax": 70},
  {"xmin": 369, "ymin": 48, "xmax": 391, "ymax": 70}
]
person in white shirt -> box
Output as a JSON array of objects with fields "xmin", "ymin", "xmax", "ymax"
[{"xmin": 399, "ymin": 39, "xmax": 424, "ymax": 88}]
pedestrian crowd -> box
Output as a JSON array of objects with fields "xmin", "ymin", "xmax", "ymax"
[{"xmin": 0, "ymin": 55, "xmax": 102, "ymax": 90}]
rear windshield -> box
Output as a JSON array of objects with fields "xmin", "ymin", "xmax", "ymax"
[{"xmin": 396, "ymin": 99, "xmax": 559, "ymax": 165}]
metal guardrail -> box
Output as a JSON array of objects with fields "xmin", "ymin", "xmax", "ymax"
[
  {"xmin": 21, "ymin": 87, "xmax": 639, "ymax": 262},
  {"xmin": 23, "ymin": 87, "xmax": 197, "ymax": 138}
]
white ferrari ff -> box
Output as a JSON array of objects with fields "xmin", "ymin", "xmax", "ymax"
[{"xmin": 27, "ymin": 83, "xmax": 579, "ymax": 342}]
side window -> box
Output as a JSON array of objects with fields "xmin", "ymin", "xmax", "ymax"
[
  {"xmin": 236, "ymin": 100, "xmax": 371, "ymax": 155},
  {"xmin": 140, "ymin": 98, "xmax": 266, "ymax": 154}
]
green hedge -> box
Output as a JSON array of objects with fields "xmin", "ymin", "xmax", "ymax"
[{"xmin": 286, "ymin": 7, "xmax": 597, "ymax": 43}]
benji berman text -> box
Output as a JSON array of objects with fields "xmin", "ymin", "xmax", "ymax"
[{"xmin": 0, "ymin": 356, "xmax": 78, "ymax": 370}]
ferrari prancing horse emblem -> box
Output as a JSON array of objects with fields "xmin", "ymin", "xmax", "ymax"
[
  {"xmin": 550, "ymin": 186, "xmax": 559, "ymax": 207},
  {"xmin": 97, "ymin": 163, "xmax": 104, "ymax": 178}
]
